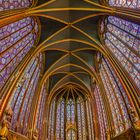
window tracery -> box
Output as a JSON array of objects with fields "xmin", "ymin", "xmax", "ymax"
[
  {"xmin": 48, "ymin": 99, "xmax": 55, "ymax": 140},
  {"xmin": 94, "ymin": 85, "xmax": 107, "ymax": 140},
  {"xmin": 108, "ymin": 0, "xmax": 140, "ymax": 9},
  {"xmin": 56, "ymin": 98, "xmax": 65, "ymax": 140},
  {"xmin": 100, "ymin": 16, "xmax": 140, "ymax": 90},
  {"xmin": 86, "ymin": 100, "xmax": 94, "ymax": 140},
  {"xmin": 10, "ymin": 54, "xmax": 43, "ymax": 135},
  {"xmin": 0, "ymin": 0, "xmax": 139, "ymax": 139},
  {"xmin": 0, "ymin": 0, "xmax": 33, "ymax": 11},
  {"xmin": 0, "ymin": 0, "xmax": 40, "ymax": 93},
  {"xmin": 36, "ymin": 81, "xmax": 48, "ymax": 140},
  {"xmin": 48, "ymin": 91, "xmax": 94, "ymax": 140},
  {"xmin": 99, "ymin": 57, "xmax": 132, "ymax": 135},
  {"xmin": 67, "ymin": 129, "xmax": 76, "ymax": 140}
]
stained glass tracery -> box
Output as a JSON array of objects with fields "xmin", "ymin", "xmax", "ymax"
[
  {"xmin": 10, "ymin": 53, "xmax": 43, "ymax": 135},
  {"xmin": 0, "ymin": 17, "xmax": 40, "ymax": 92},
  {"xmin": 1, "ymin": 0, "xmax": 139, "ymax": 139},
  {"xmin": 67, "ymin": 129, "xmax": 76, "ymax": 140},
  {"xmin": 77, "ymin": 97, "xmax": 86, "ymax": 140},
  {"xmin": 99, "ymin": 57, "xmax": 132, "ymax": 136},
  {"xmin": 108, "ymin": 0, "xmax": 140, "ymax": 9},
  {"xmin": 0, "ymin": 0, "xmax": 40, "ymax": 95},
  {"xmin": 0, "ymin": 0, "xmax": 33, "ymax": 11},
  {"xmin": 48, "ymin": 99, "xmax": 55, "ymax": 140},
  {"xmin": 67, "ymin": 98, "xmax": 75, "ymax": 125},
  {"xmin": 48, "ymin": 92, "xmax": 94, "ymax": 140},
  {"xmin": 101, "ymin": 16, "xmax": 140, "ymax": 90},
  {"xmin": 94, "ymin": 86, "xmax": 108, "ymax": 140},
  {"xmin": 36, "ymin": 81, "xmax": 48, "ymax": 140},
  {"xmin": 0, "ymin": 0, "xmax": 42, "ymax": 136},
  {"xmin": 56, "ymin": 98, "xmax": 65, "ymax": 140},
  {"xmin": 86, "ymin": 100, "xmax": 94, "ymax": 140}
]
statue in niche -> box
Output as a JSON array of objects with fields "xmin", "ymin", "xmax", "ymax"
[
  {"xmin": 0, "ymin": 119, "xmax": 9, "ymax": 139},
  {"xmin": 0, "ymin": 107, "xmax": 13, "ymax": 140}
]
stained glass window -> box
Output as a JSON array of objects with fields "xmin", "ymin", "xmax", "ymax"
[
  {"xmin": 77, "ymin": 97, "xmax": 86, "ymax": 140},
  {"xmin": 67, "ymin": 129, "xmax": 76, "ymax": 140},
  {"xmin": 48, "ymin": 93, "xmax": 94, "ymax": 140},
  {"xmin": 108, "ymin": 0, "xmax": 140, "ymax": 9},
  {"xmin": 0, "ymin": 0, "xmax": 33, "ymax": 11},
  {"xmin": 36, "ymin": 81, "xmax": 48, "ymax": 140},
  {"xmin": 77, "ymin": 99, "xmax": 82, "ymax": 140},
  {"xmin": 67, "ymin": 99, "xmax": 75, "ymax": 125},
  {"xmin": 99, "ymin": 57, "xmax": 131, "ymax": 135},
  {"xmin": 56, "ymin": 98, "xmax": 65, "ymax": 140},
  {"xmin": 0, "ymin": 0, "xmax": 40, "ymax": 93},
  {"xmin": 10, "ymin": 54, "xmax": 43, "ymax": 135},
  {"xmin": 86, "ymin": 100, "xmax": 94, "ymax": 140},
  {"xmin": 0, "ymin": 17, "xmax": 39, "ymax": 92},
  {"xmin": 56, "ymin": 101, "xmax": 61, "ymax": 139},
  {"xmin": 101, "ymin": 16, "xmax": 140, "ymax": 90},
  {"xmin": 48, "ymin": 99, "xmax": 55, "ymax": 140},
  {"xmin": 94, "ymin": 86, "xmax": 107, "ymax": 140},
  {"xmin": 0, "ymin": 0, "xmax": 41, "ymax": 136},
  {"xmin": 60, "ymin": 100, "xmax": 65, "ymax": 140},
  {"xmin": 67, "ymin": 99, "xmax": 71, "ymax": 124}
]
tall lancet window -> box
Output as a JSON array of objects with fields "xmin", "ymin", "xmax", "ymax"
[
  {"xmin": 94, "ymin": 86, "xmax": 108, "ymax": 140},
  {"xmin": 10, "ymin": 54, "xmax": 43, "ymax": 135},
  {"xmin": 99, "ymin": 57, "xmax": 132, "ymax": 136},
  {"xmin": 47, "ymin": 89, "xmax": 94, "ymax": 140},
  {"xmin": 67, "ymin": 99, "xmax": 75, "ymax": 124},
  {"xmin": 86, "ymin": 100, "xmax": 94, "ymax": 140},
  {"xmin": 77, "ymin": 97, "xmax": 86, "ymax": 140},
  {"xmin": 56, "ymin": 98, "xmax": 65, "ymax": 140},
  {"xmin": 66, "ymin": 98, "xmax": 76, "ymax": 140},
  {"xmin": 100, "ymin": 16, "xmax": 140, "ymax": 91},
  {"xmin": 36, "ymin": 81, "xmax": 48, "ymax": 140},
  {"xmin": 48, "ymin": 99, "xmax": 55, "ymax": 140}
]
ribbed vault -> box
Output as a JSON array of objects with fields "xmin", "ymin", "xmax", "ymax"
[
  {"xmin": 34, "ymin": 0, "xmax": 105, "ymax": 99},
  {"xmin": 0, "ymin": 0, "xmax": 140, "ymax": 140}
]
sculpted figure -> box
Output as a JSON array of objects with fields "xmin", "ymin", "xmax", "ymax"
[
  {"xmin": 0, "ymin": 119, "xmax": 9, "ymax": 139},
  {"xmin": 0, "ymin": 107, "xmax": 13, "ymax": 140},
  {"xmin": 32, "ymin": 129, "xmax": 38, "ymax": 140}
]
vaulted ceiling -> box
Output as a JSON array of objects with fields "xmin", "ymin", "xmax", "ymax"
[{"xmin": 34, "ymin": 0, "xmax": 111, "ymax": 98}]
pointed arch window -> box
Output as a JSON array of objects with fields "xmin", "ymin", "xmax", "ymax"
[
  {"xmin": 10, "ymin": 54, "xmax": 43, "ymax": 135},
  {"xmin": 48, "ymin": 91, "xmax": 94, "ymax": 140},
  {"xmin": 77, "ymin": 97, "xmax": 86, "ymax": 140},
  {"xmin": 67, "ymin": 99, "xmax": 75, "ymax": 124},
  {"xmin": 48, "ymin": 99, "xmax": 55, "ymax": 140},
  {"xmin": 56, "ymin": 98, "xmax": 65, "ymax": 140},
  {"xmin": 86, "ymin": 100, "xmax": 94, "ymax": 140},
  {"xmin": 100, "ymin": 16, "xmax": 140, "ymax": 90},
  {"xmin": 99, "ymin": 57, "xmax": 132, "ymax": 135},
  {"xmin": 94, "ymin": 86, "xmax": 108, "ymax": 140},
  {"xmin": 36, "ymin": 81, "xmax": 48, "ymax": 140}
]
